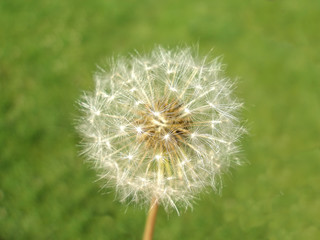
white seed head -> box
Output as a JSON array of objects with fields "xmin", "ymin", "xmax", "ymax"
[{"xmin": 77, "ymin": 46, "xmax": 245, "ymax": 213}]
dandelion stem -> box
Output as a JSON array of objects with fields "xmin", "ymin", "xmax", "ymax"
[{"xmin": 143, "ymin": 198, "xmax": 159, "ymax": 240}]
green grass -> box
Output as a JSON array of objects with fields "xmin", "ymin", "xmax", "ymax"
[{"xmin": 1, "ymin": 0, "xmax": 320, "ymax": 239}]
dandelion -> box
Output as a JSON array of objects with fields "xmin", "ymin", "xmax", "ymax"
[{"xmin": 77, "ymin": 46, "xmax": 244, "ymax": 239}]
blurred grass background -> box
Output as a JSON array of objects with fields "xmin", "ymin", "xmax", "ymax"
[{"xmin": 1, "ymin": 0, "xmax": 320, "ymax": 239}]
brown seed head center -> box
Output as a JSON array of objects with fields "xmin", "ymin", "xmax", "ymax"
[{"xmin": 135, "ymin": 99, "xmax": 192, "ymax": 152}]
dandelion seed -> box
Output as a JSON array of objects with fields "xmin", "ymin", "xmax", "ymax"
[
  {"xmin": 163, "ymin": 134, "xmax": 170, "ymax": 140},
  {"xmin": 136, "ymin": 126, "xmax": 143, "ymax": 134},
  {"xmin": 119, "ymin": 125, "xmax": 126, "ymax": 132},
  {"xmin": 77, "ymin": 46, "xmax": 245, "ymax": 214}
]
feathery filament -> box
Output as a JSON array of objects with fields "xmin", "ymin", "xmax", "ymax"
[{"xmin": 77, "ymin": 47, "xmax": 244, "ymax": 213}]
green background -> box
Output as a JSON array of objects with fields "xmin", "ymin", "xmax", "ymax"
[{"xmin": 1, "ymin": 0, "xmax": 319, "ymax": 239}]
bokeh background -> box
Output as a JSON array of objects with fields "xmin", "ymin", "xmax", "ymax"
[{"xmin": 1, "ymin": 0, "xmax": 320, "ymax": 239}]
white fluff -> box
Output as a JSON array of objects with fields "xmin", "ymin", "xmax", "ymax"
[{"xmin": 77, "ymin": 46, "xmax": 245, "ymax": 213}]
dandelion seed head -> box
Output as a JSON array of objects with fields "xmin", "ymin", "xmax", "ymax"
[{"xmin": 77, "ymin": 46, "xmax": 245, "ymax": 213}]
